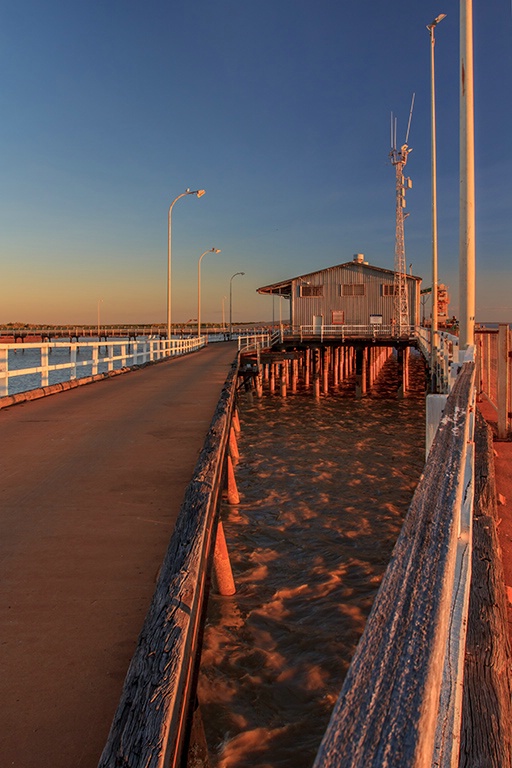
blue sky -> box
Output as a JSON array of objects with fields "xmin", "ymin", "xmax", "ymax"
[{"xmin": 1, "ymin": 1, "xmax": 511, "ymax": 325}]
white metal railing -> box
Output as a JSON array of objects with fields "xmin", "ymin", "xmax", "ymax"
[
  {"xmin": 314, "ymin": 354, "xmax": 476, "ymax": 768},
  {"xmin": 237, "ymin": 333, "xmax": 271, "ymax": 353},
  {"xmin": 0, "ymin": 336, "xmax": 206, "ymax": 397},
  {"xmin": 298, "ymin": 323, "xmax": 416, "ymax": 341},
  {"xmin": 292, "ymin": 324, "xmax": 461, "ymax": 394}
]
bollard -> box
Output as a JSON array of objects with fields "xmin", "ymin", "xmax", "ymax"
[{"xmin": 213, "ymin": 520, "xmax": 236, "ymax": 596}]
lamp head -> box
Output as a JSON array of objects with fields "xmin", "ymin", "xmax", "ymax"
[
  {"xmin": 195, "ymin": 189, "xmax": 206, "ymax": 198},
  {"xmin": 427, "ymin": 13, "xmax": 446, "ymax": 30},
  {"xmin": 212, "ymin": 248, "xmax": 221, "ymax": 253}
]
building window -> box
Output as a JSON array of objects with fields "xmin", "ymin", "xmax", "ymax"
[
  {"xmin": 332, "ymin": 310, "xmax": 345, "ymax": 325},
  {"xmin": 382, "ymin": 284, "xmax": 398, "ymax": 296},
  {"xmin": 300, "ymin": 285, "xmax": 323, "ymax": 297},
  {"xmin": 341, "ymin": 283, "xmax": 365, "ymax": 296}
]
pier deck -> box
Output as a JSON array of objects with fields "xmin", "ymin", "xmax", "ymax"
[{"xmin": 0, "ymin": 342, "xmax": 237, "ymax": 768}]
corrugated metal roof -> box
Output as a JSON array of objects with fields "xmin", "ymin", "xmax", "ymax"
[{"xmin": 257, "ymin": 260, "xmax": 422, "ymax": 295}]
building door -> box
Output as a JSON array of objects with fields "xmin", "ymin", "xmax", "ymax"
[{"xmin": 313, "ymin": 315, "xmax": 323, "ymax": 334}]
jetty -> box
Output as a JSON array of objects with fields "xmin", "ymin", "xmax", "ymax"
[{"xmin": 0, "ymin": 326, "xmax": 511, "ymax": 767}]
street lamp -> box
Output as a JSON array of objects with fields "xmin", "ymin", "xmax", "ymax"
[
  {"xmin": 427, "ymin": 13, "xmax": 446, "ymax": 392},
  {"xmin": 167, "ymin": 188, "xmax": 206, "ymax": 342},
  {"xmin": 198, "ymin": 248, "xmax": 221, "ymax": 338},
  {"xmin": 229, "ymin": 272, "xmax": 245, "ymax": 340},
  {"xmin": 97, "ymin": 298, "xmax": 103, "ymax": 339},
  {"xmin": 222, "ymin": 296, "xmax": 227, "ymax": 332}
]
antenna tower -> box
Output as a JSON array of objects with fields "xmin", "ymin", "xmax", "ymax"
[{"xmin": 390, "ymin": 94, "xmax": 415, "ymax": 335}]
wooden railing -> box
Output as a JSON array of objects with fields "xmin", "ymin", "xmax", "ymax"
[
  {"xmin": 313, "ymin": 358, "xmax": 476, "ymax": 768},
  {"xmin": 475, "ymin": 324, "xmax": 511, "ymax": 438},
  {"xmin": 97, "ymin": 361, "xmax": 239, "ymax": 768}
]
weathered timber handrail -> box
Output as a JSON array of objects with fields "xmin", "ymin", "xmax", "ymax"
[
  {"xmin": 98, "ymin": 359, "xmax": 239, "ymax": 768},
  {"xmin": 313, "ymin": 361, "xmax": 476, "ymax": 768},
  {"xmin": 460, "ymin": 411, "xmax": 512, "ymax": 766}
]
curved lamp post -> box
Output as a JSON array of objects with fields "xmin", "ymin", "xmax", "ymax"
[
  {"xmin": 198, "ymin": 248, "xmax": 221, "ymax": 338},
  {"xmin": 97, "ymin": 298, "xmax": 103, "ymax": 339},
  {"xmin": 229, "ymin": 271, "xmax": 245, "ymax": 340},
  {"xmin": 167, "ymin": 188, "xmax": 206, "ymax": 341},
  {"xmin": 427, "ymin": 13, "xmax": 446, "ymax": 392}
]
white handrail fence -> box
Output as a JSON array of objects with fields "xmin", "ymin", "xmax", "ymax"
[
  {"xmin": 299, "ymin": 323, "xmax": 417, "ymax": 342},
  {"xmin": 237, "ymin": 333, "xmax": 271, "ymax": 353},
  {"xmin": 0, "ymin": 337, "xmax": 206, "ymax": 397}
]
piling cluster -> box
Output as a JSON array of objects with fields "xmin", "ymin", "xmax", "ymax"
[{"xmin": 242, "ymin": 343, "xmax": 415, "ymax": 398}]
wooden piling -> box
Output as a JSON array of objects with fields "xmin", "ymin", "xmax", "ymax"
[
  {"xmin": 213, "ymin": 520, "xmax": 236, "ymax": 596},
  {"xmin": 229, "ymin": 426, "xmax": 240, "ymax": 463},
  {"xmin": 269, "ymin": 363, "xmax": 276, "ymax": 394},
  {"xmin": 280, "ymin": 363, "xmax": 287, "ymax": 397},
  {"xmin": 333, "ymin": 346, "xmax": 340, "ymax": 388},
  {"xmin": 322, "ymin": 348, "xmax": 329, "ymax": 395},
  {"xmin": 292, "ymin": 358, "xmax": 298, "ymax": 393},
  {"xmin": 355, "ymin": 347, "xmax": 367, "ymax": 398},
  {"xmin": 255, "ymin": 372, "xmax": 263, "ymax": 397},
  {"xmin": 305, "ymin": 348, "xmax": 311, "ymax": 390},
  {"xmin": 226, "ymin": 454, "xmax": 240, "ymax": 504}
]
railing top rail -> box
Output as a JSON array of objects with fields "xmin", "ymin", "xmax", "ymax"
[
  {"xmin": 313, "ymin": 360, "xmax": 476, "ymax": 768},
  {"xmin": 297, "ymin": 324, "xmax": 417, "ymax": 338}
]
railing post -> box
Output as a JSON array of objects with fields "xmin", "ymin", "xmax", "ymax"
[
  {"xmin": 92, "ymin": 344, "xmax": 99, "ymax": 376},
  {"xmin": 0, "ymin": 346, "xmax": 8, "ymax": 396},
  {"xmin": 497, "ymin": 323, "xmax": 510, "ymax": 439},
  {"xmin": 70, "ymin": 343, "xmax": 77, "ymax": 380},
  {"xmin": 41, "ymin": 345, "xmax": 49, "ymax": 387}
]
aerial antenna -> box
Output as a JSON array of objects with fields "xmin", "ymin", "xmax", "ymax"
[
  {"xmin": 405, "ymin": 92, "xmax": 416, "ymax": 145},
  {"xmin": 389, "ymin": 99, "xmax": 414, "ymax": 335}
]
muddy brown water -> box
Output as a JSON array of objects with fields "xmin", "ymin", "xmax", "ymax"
[{"xmin": 198, "ymin": 353, "xmax": 426, "ymax": 767}]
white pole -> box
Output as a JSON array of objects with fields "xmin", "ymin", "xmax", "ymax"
[
  {"xmin": 460, "ymin": 0, "xmax": 476, "ymax": 349},
  {"xmin": 198, "ymin": 248, "xmax": 220, "ymax": 339},
  {"xmin": 428, "ymin": 17, "xmax": 445, "ymax": 391},
  {"xmin": 167, "ymin": 189, "xmax": 206, "ymax": 342}
]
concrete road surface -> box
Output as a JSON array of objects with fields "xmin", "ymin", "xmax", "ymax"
[{"xmin": 0, "ymin": 343, "xmax": 237, "ymax": 768}]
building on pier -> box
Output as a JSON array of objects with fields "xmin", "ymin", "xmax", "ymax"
[
  {"xmin": 257, "ymin": 253, "xmax": 422, "ymax": 336},
  {"xmin": 254, "ymin": 254, "xmax": 424, "ymax": 398}
]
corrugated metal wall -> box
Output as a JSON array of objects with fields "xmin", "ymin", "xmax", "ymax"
[{"xmin": 291, "ymin": 264, "xmax": 419, "ymax": 327}]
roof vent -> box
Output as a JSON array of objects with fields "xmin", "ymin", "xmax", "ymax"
[{"xmin": 353, "ymin": 253, "xmax": 368, "ymax": 265}]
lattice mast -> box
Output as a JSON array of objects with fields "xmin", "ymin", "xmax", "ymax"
[{"xmin": 389, "ymin": 95, "xmax": 414, "ymax": 335}]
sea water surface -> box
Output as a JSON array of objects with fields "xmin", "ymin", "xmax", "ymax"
[{"xmin": 198, "ymin": 354, "xmax": 426, "ymax": 768}]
